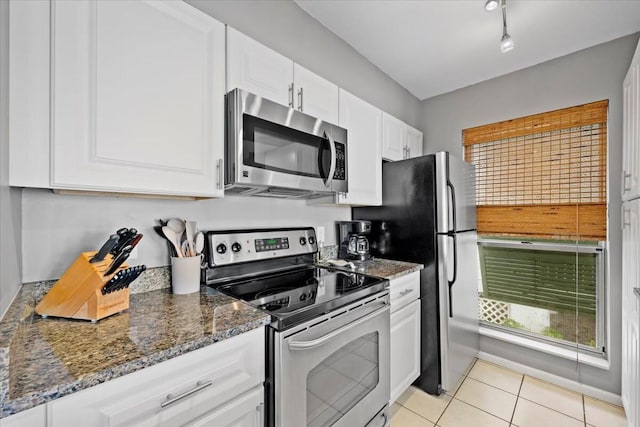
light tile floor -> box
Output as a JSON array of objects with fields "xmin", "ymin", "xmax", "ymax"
[{"xmin": 391, "ymin": 359, "xmax": 628, "ymax": 427}]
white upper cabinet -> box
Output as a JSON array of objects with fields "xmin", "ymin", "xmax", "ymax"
[
  {"xmin": 406, "ymin": 125, "xmax": 423, "ymax": 159},
  {"xmin": 226, "ymin": 27, "xmax": 338, "ymax": 124},
  {"xmin": 293, "ymin": 63, "xmax": 339, "ymax": 124},
  {"xmin": 382, "ymin": 112, "xmax": 406, "ymax": 161},
  {"xmin": 336, "ymin": 89, "xmax": 382, "ymax": 206},
  {"xmin": 623, "ymin": 40, "xmax": 640, "ymax": 201},
  {"xmin": 226, "ymin": 27, "xmax": 293, "ymax": 107},
  {"xmin": 50, "ymin": 0, "xmax": 226, "ymax": 197},
  {"xmin": 382, "ymin": 112, "xmax": 423, "ymax": 161},
  {"xmin": 9, "ymin": 0, "xmax": 50, "ymax": 188}
]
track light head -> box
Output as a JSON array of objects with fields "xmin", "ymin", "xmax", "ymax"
[
  {"xmin": 500, "ymin": 32, "xmax": 514, "ymax": 53},
  {"xmin": 484, "ymin": 0, "xmax": 499, "ymax": 12}
]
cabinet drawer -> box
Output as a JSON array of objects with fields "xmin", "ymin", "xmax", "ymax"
[
  {"xmin": 390, "ymin": 271, "xmax": 420, "ymax": 312},
  {"xmin": 48, "ymin": 328, "xmax": 264, "ymax": 427},
  {"xmin": 186, "ymin": 386, "xmax": 263, "ymax": 427}
]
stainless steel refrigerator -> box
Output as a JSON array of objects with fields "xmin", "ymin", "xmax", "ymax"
[{"xmin": 353, "ymin": 151, "xmax": 479, "ymax": 395}]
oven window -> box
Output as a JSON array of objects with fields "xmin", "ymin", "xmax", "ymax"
[
  {"xmin": 243, "ymin": 114, "xmax": 331, "ymax": 178},
  {"xmin": 306, "ymin": 332, "xmax": 379, "ymax": 426}
]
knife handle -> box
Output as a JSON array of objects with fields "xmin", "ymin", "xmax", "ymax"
[
  {"xmin": 90, "ymin": 234, "xmax": 119, "ymax": 263},
  {"xmin": 104, "ymin": 246, "xmax": 132, "ymax": 276},
  {"xmin": 112, "ymin": 228, "xmax": 138, "ymax": 255}
]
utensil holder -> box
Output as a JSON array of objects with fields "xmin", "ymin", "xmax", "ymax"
[
  {"xmin": 171, "ymin": 256, "xmax": 201, "ymax": 294},
  {"xmin": 35, "ymin": 251, "xmax": 130, "ymax": 322}
]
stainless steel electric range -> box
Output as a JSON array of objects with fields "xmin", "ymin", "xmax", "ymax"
[{"xmin": 204, "ymin": 227, "xmax": 390, "ymax": 427}]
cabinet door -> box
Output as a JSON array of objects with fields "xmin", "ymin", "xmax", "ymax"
[
  {"xmin": 336, "ymin": 89, "xmax": 382, "ymax": 206},
  {"xmin": 382, "ymin": 112, "xmax": 406, "ymax": 161},
  {"xmin": 8, "ymin": 0, "xmax": 50, "ymax": 188},
  {"xmin": 48, "ymin": 328, "xmax": 264, "ymax": 427},
  {"xmin": 51, "ymin": 0, "xmax": 225, "ymax": 197},
  {"xmin": 0, "ymin": 405, "xmax": 46, "ymax": 427},
  {"xmin": 406, "ymin": 126, "xmax": 423, "ymax": 159},
  {"xmin": 622, "ymin": 199, "xmax": 640, "ymax": 427},
  {"xmin": 390, "ymin": 299, "xmax": 421, "ymax": 403},
  {"xmin": 226, "ymin": 27, "xmax": 293, "ymax": 107},
  {"xmin": 186, "ymin": 387, "xmax": 263, "ymax": 427},
  {"xmin": 623, "ymin": 41, "xmax": 640, "ymax": 201},
  {"xmin": 293, "ymin": 63, "xmax": 339, "ymax": 124}
]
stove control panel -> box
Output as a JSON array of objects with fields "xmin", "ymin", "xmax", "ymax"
[
  {"xmin": 205, "ymin": 227, "xmax": 318, "ymax": 267},
  {"xmin": 255, "ymin": 237, "xmax": 289, "ymax": 252}
]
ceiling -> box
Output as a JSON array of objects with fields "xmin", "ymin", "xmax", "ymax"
[{"xmin": 295, "ymin": 0, "xmax": 640, "ymax": 100}]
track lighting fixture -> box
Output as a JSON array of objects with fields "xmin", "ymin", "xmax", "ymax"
[{"xmin": 486, "ymin": 0, "xmax": 514, "ymax": 53}]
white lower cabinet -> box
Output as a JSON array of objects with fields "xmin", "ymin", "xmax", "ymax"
[
  {"xmin": 46, "ymin": 328, "xmax": 264, "ymax": 427},
  {"xmin": 389, "ymin": 271, "xmax": 421, "ymax": 403},
  {"xmin": 622, "ymin": 199, "xmax": 640, "ymax": 427},
  {"xmin": 0, "ymin": 405, "xmax": 46, "ymax": 427}
]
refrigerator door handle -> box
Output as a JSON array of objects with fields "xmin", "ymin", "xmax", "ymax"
[
  {"xmin": 447, "ymin": 179, "xmax": 457, "ymax": 233},
  {"xmin": 447, "ymin": 232, "xmax": 458, "ymax": 317}
]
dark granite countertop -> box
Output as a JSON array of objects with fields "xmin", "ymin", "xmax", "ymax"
[
  {"xmin": 0, "ymin": 273, "xmax": 270, "ymax": 418},
  {"xmin": 317, "ymin": 257, "xmax": 423, "ymax": 280}
]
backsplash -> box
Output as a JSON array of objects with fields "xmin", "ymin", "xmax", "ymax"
[{"xmin": 21, "ymin": 188, "xmax": 350, "ymax": 282}]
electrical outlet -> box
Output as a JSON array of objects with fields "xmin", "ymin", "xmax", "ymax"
[
  {"xmin": 317, "ymin": 226, "xmax": 325, "ymax": 245},
  {"xmin": 129, "ymin": 245, "xmax": 139, "ymax": 261}
]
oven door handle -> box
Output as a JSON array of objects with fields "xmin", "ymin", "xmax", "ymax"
[{"xmin": 288, "ymin": 303, "xmax": 388, "ymax": 351}]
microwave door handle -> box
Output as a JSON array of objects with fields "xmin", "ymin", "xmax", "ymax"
[{"xmin": 323, "ymin": 134, "xmax": 337, "ymax": 187}]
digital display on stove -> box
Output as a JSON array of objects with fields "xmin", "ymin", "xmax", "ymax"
[{"xmin": 255, "ymin": 237, "xmax": 289, "ymax": 252}]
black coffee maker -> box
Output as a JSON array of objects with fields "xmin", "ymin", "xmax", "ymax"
[{"xmin": 336, "ymin": 220, "xmax": 373, "ymax": 261}]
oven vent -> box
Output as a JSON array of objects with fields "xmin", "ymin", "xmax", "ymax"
[{"xmin": 224, "ymin": 186, "xmax": 262, "ymax": 196}]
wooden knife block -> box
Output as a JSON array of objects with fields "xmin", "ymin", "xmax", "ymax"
[{"xmin": 35, "ymin": 251, "xmax": 130, "ymax": 322}]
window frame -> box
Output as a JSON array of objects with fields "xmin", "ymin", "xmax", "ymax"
[{"xmin": 477, "ymin": 237, "xmax": 607, "ymax": 357}]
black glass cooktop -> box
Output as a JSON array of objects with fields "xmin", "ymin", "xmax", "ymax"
[{"xmin": 214, "ymin": 266, "xmax": 388, "ymax": 330}]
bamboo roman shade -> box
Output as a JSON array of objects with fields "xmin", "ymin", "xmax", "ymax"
[{"xmin": 464, "ymin": 100, "xmax": 608, "ymax": 240}]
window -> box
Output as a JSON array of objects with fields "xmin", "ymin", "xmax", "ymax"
[{"xmin": 463, "ymin": 100, "xmax": 608, "ymax": 353}]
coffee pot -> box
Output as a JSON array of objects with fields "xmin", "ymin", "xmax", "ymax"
[{"xmin": 336, "ymin": 221, "xmax": 373, "ymax": 261}]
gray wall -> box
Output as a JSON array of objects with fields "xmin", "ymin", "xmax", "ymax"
[
  {"xmin": 186, "ymin": 0, "xmax": 422, "ymax": 128},
  {"xmin": 17, "ymin": 0, "xmax": 421, "ymax": 283},
  {"xmin": 419, "ymin": 32, "xmax": 640, "ymax": 394},
  {"xmin": 21, "ymin": 189, "xmax": 350, "ymax": 282},
  {"xmin": 0, "ymin": 0, "xmax": 23, "ymax": 316}
]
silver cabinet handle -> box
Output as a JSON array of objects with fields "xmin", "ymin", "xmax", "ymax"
[
  {"xmin": 161, "ymin": 380, "xmax": 212, "ymax": 408},
  {"xmin": 402, "ymin": 146, "xmax": 407, "ymax": 159},
  {"xmin": 399, "ymin": 288, "xmax": 414, "ymax": 297},
  {"xmin": 288, "ymin": 303, "xmax": 388, "ymax": 351},
  {"xmin": 298, "ymin": 87, "xmax": 303, "ymax": 111},
  {"xmin": 622, "ymin": 207, "xmax": 631, "ymax": 229},
  {"xmin": 256, "ymin": 402, "xmax": 264, "ymax": 427},
  {"xmin": 407, "ymin": 146, "xmax": 411, "ymax": 158},
  {"xmin": 623, "ymin": 171, "xmax": 632, "ymax": 192},
  {"xmin": 217, "ymin": 158, "xmax": 223, "ymax": 190},
  {"xmin": 288, "ymin": 83, "xmax": 294, "ymax": 108},
  {"xmin": 634, "ymin": 288, "xmax": 640, "ymax": 298}
]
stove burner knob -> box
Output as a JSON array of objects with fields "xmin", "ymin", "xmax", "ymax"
[
  {"xmin": 299, "ymin": 237, "xmax": 307, "ymax": 246},
  {"xmin": 231, "ymin": 242, "xmax": 242, "ymax": 253},
  {"xmin": 308, "ymin": 236, "xmax": 316, "ymax": 245},
  {"xmin": 300, "ymin": 293, "xmax": 307, "ymax": 301},
  {"xmin": 216, "ymin": 243, "xmax": 227, "ymax": 254}
]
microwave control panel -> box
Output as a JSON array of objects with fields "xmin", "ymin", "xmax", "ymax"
[{"xmin": 333, "ymin": 142, "xmax": 346, "ymax": 180}]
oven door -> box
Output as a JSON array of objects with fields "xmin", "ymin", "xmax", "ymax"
[
  {"xmin": 227, "ymin": 89, "xmax": 347, "ymax": 194},
  {"xmin": 274, "ymin": 294, "xmax": 390, "ymax": 427}
]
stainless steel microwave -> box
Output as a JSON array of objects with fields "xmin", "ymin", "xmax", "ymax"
[{"xmin": 225, "ymin": 89, "xmax": 348, "ymax": 198}]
